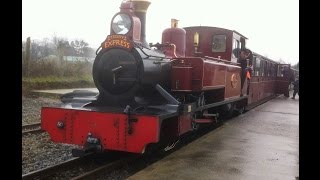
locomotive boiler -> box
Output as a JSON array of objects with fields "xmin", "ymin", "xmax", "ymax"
[{"xmin": 93, "ymin": 40, "xmax": 172, "ymax": 106}]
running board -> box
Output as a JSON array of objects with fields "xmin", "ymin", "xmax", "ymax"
[
  {"xmin": 193, "ymin": 119, "xmax": 215, "ymax": 123},
  {"xmin": 202, "ymin": 113, "xmax": 218, "ymax": 117},
  {"xmin": 196, "ymin": 96, "xmax": 247, "ymax": 112}
]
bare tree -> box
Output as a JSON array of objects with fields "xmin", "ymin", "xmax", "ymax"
[
  {"xmin": 71, "ymin": 39, "xmax": 89, "ymax": 57},
  {"xmin": 52, "ymin": 34, "xmax": 69, "ymax": 62}
]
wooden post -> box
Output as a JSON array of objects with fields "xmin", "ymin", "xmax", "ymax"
[{"xmin": 25, "ymin": 37, "xmax": 31, "ymax": 76}]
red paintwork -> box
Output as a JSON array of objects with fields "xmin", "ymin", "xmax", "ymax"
[
  {"xmin": 275, "ymin": 79, "xmax": 290, "ymax": 94},
  {"xmin": 275, "ymin": 64, "xmax": 293, "ymax": 95},
  {"xmin": 171, "ymin": 57, "xmax": 226, "ymax": 92},
  {"xmin": 171, "ymin": 57, "xmax": 241, "ymax": 99},
  {"xmin": 224, "ymin": 65, "xmax": 242, "ymax": 99},
  {"xmin": 171, "ymin": 65, "xmax": 193, "ymax": 91},
  {"xmin": 41, "ymin": 107, "xmax": 160, "ymax": 153},
  {"xmin": 247, "ymin": 77, "xmax": 277, "ymax": 104},
  {"xmin": 162, "ymin": 27, "xmax": 186, "ymax": 57},
  {"xmin": 202, "ymin": 59, "xmax": 226, "ymax": 89},
  {"xmin": 194, "ymin": 119, "xmax": 215, "ymax": 123},
  {"xmin": 178, "ymin": 114, "xmax": 192, "ymax": 135}
]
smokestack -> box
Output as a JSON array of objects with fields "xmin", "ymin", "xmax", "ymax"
[{"xmin": 129, "ymin": 0, "xmax": 151, "ymax": 47}]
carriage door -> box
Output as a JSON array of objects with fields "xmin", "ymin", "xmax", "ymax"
[{"xmin": 275, "ymin": 64, "xmax": 292, "ymax": 94}]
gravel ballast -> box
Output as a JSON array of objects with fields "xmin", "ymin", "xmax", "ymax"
[
  {"xmin": 22, "ymin": 96, "xmax": 62, "ymax": 125},
  {"xmin": 22, "ymin": 95, "xmax": 78, "ymax": 175}
]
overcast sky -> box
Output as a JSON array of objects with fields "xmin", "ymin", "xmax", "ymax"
[{"xmin": 22, "ymin": 0, "xmax": 299, "ymax": 65}]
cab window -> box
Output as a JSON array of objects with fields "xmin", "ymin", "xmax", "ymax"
[
  {"xmin": 232, "ymin": 38, "xmax": 240, "ymax": 58},
  {"xmin": 212, "ymin": 35, "xmax": 226, "ymax": 52}
]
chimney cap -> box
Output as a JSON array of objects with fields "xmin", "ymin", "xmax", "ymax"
[{"xmin": 128, "ymin": 0, "xmax": 151, "ymax": 12}]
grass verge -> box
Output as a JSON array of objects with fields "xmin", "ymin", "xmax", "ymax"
[{"xmin": 22, "ymin": 76, "xmax": 95, "ymax": 96}]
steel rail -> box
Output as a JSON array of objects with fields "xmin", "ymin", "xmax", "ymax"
[
  {"xmin": 71, "ymin": 156, "xmax": 138, "ymax": 180},
  {"xmin": 22, "ymin": 123, "xmax": 41, "ymax": 131},
  {"xmin": 22, "ymin": 129, "xmax": 44, "ymax": 135},
  {"xmin": 22, "ymin": 123, "xmax": 44, "ymax": 135},
  {"xmin": 22, "ymin": 154, "xmax": 94, "ymax": 180}
]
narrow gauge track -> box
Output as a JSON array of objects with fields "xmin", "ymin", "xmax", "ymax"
[
  {"xmin": 22, "ymin": 152, "xmax": 135, "ymax": 180},
  {"xmin": 22, "ymin": 123, "xmax": 44, "ymax": 135},
  {"xmin": 22, "ymin": 153, "xmax": 95, "ymax": 180},
  {"xmin": 71, "ymin": 156, "xmax": 138, "ymax": 180},
  {"xmin": 90, "ymin": 122, "xmax": 227, "ymax": 179},
  {"xmin": 22, "ymin": 123, "xmax": 41, "ymax": 130},
  {"xmin": 22, "ymin": 157, "xmax": 82, "ymax": 180}
]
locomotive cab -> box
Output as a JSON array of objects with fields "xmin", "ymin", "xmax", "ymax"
[{"xmin": 184, "ymin": 26, "xmax": 248, "ymax": 62}]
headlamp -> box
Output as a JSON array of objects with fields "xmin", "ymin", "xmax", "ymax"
[{"xmin": 111, "ymin": 13, "xmax": 132, "ymax": 35}]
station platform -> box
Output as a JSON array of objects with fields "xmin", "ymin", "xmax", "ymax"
[{"xmin": 128, "ymin": 94, "xmax": 299, "ymax": 180}]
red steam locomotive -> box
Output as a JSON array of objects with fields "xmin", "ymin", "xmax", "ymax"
[{"xmin": 41, "ymin": 0, "xmax": 296, "ymax": 156}]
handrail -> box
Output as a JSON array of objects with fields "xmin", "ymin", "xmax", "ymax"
[{"xmin": 204, "ymin": 56, "xmax": 240, "ymax": 65}]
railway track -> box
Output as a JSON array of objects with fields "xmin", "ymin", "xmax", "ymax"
[
  {"xmin": 22, "ymin": 123, "xmax": 41, "ymax": 130},
  {"xmin": 71, "ymin": 156, "xmax": 137, "ymax": 180},
  {"xmin": 22, "ymin": 123, "xmax": 44, "ymax": 135},
  {"xmin": 22, "ymin": 152, "xmax": 137, "ymax": 180},
  {"xmin": 22, "ymin": 157, "xmax": 83, "ymax": 180},
  {"xmin": 21, "ymin": 122, "xmax": 225, "ymax": 179}
]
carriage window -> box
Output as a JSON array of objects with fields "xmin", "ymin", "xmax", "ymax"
[
  {"xmin": 266, "ymin": 62, "xmax": 270, "ymax": 76},
  {"xmin": 277, "ymin": 65, "xmax": 289, "ymax": 77},
  {"xmin": 264, "ymin": 61, "xmax": 267, "ymax": 76},
  {"xmin": 252, "ymin": 56, "xmax": 256, "ymax": 76},
  {"xmin": 212, "ymin": 35, "xmax": 226, "ymax": 52},
  {"xmin": 277, "ymin": 65, "xmax": 282, "ymax": 77},
  {"xmin": 255, "ymin": 57, "xmax": 260, "ymax": 76},
  {"xmin": 260, "ymin": 60, "xmax": 265, "ymax": 76},
  {"xmin": 272, "ymin": 63, "xmax": 276, "ymax": 77},
  {"xmin": 271, "ymin": 63, "xmax": 275, "ymax": 77}
]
